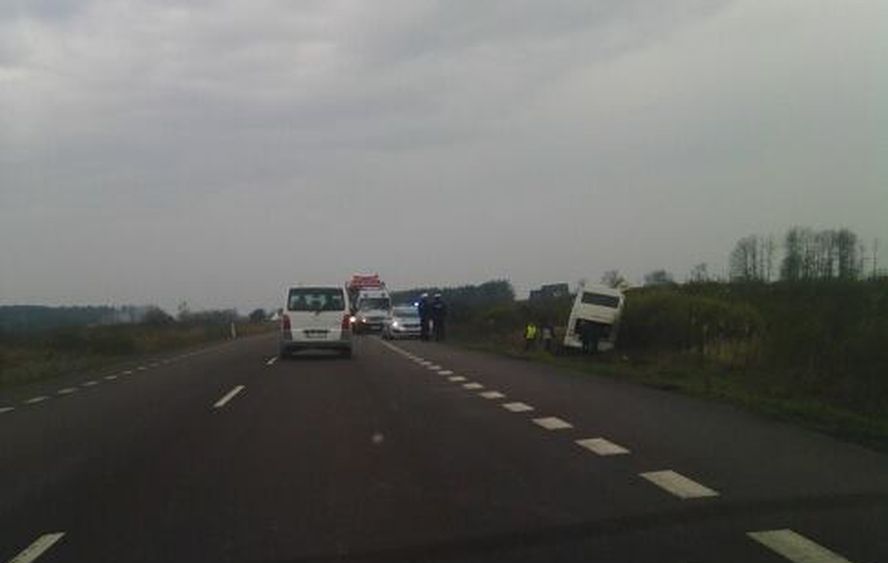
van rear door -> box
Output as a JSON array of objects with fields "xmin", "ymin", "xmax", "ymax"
[{"xmin": 285, "ymin": 287, "xmax": 347, "ymax": 341}]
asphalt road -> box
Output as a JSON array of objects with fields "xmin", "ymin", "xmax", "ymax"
[{"xmin": 1, "ymin": 333, "xmax": 887, "ymax": 562}]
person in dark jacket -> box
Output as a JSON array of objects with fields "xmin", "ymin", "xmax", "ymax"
[
  {"xmin": 431, "ymin": 294, "xmax": 448, "ymax": 341},
  {"xmin": 579, "ymin": 320, "xmax": 599, "ymax": 354},
  {"xmin": 418, "ymin": 293, "xmax": 431, "ymax": 341}
]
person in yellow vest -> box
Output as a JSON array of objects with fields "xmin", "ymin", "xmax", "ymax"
[{"xmin": 524, "ymin": 321, "xmax": 538, "ymax": 351}]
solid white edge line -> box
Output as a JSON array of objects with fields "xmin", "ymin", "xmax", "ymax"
[
  {"xmin": 576, "ymin": 437, "xmax": 630, "ymax": 456},
  {"xmin": 639, "ymin": 470, "xmax": 719, "ymax": 499},
  {"xmin": 213, "ymin": 385, "xmax": 246, "ymax": 409},
  {"xmin": 8, "ymin": 532, "xmax": 65, "ymax": 563},
  {"xmin": 747, "ymin": 529, "xmax": 855, "ymax": 563}
]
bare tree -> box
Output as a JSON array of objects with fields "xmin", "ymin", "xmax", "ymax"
[
  {"xmin": 689, "ymin": 263, "xmax": 709, "ymax": 283},
  {"xmin": 835, "ymin": 228, "xmax": 859, "ymax": 279},
  {"xmin": 730, "ymin": 235, "xmax": 763, "ymax": 281}
]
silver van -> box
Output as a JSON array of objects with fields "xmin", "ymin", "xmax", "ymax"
[{"xmin": 279, "ymin": 285, "xmax": 353, "ymax": 358}]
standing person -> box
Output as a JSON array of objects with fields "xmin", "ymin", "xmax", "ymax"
[
  {"xmin": 418, "ymin": 293, "xmax": 431, "ymax": 341},
  {"xmin": 524, "ymin": 321, "xmax": 538, "ymax": 351},
  {"xmin": 541, "ymin": 321, "xmax": 554, "ymax": 352},
  {"xmin": 580, "ymin": 320, "xmax": 599, "ymax": 354},
  {"xmin": 431, "ymin": 293, "xmax": 447, "ymax": 341}
]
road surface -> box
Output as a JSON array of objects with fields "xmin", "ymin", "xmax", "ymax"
[{"xmin": 1, "ymin": 334, "xmax": 887, "ymax": 562}]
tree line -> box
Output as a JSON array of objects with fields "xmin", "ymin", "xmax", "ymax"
[
  {"xmin": 604, "ymin": 226, "xmax": 881, "ymax": 288},
  {"xmin": 729, "ymin": 227, "xmax": 880, "ymax": 282}
]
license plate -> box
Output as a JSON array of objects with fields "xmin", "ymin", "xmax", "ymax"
[{"xmin": 305, "ymin": 331, "xmax": 328, "ymax": 339}]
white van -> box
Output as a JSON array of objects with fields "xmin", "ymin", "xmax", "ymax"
[
  {"xmin": 563, "ymin": 283, "xmax": 625, "ymax": 352},
  {"xmin": 279, "ymin": 285, "xmax": 353, "ymax": 358},
  {"xmin": 353, "ymin": 288, "xmax": 392, "ymax": 333}
]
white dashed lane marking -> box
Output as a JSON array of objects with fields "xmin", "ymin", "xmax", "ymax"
[
  {"xmin": 462, "ymin": 382, "xmax": 484, "ymax": 390},
  {"xmin": 122, "ymin": 370, "xmax": 133, "ymax": 375},
  {"xmin": 532, "ymin": 416, "xmax": 573, "ymax": 430},
  {"xmin": 427, "ymin": 365, "xmax": 442, "ymax": 370},
  {"xmin": 7, "ymin": 532, "xmax": 66, "ymax": 563},
  {"xmin": 266, "ymin": 356, "xmax": 278, "ymax": 366},
  {"xmin": 748, "ymin": 529, "xmax": 855, "ymax": 563},
  {"xmin": 137, "ymin": 366, "xmax": 147, "ymax": 371},
  {"xmin": 576, "ymin": 437, "xmax": 630, "ymax": 456},
  {"xmin": 24, "ymin": 396, "xmax": 49, "ymax": 405},
  {"xmin": 438, "ymin": 370, "xmax": 454, "ymax": 375},
  {"xmin": 502, "ymin": 402, "xmax": 534, "ymax": 412},
  {"xmin": 213, "ymin": 385, "xmax": 246, "ymax": 409},
  {"xmin": 0, "ymin": 407, "xmax": 14, "ymax": 414},
  {"xmin": 81, "ymin": 380, "xmax": 99, "ymax": 387},
  {"xmin": 57, "ymin": 388, "xmax": 78, "ymax": 395},
  {"xmin": 640, "ymin": 470, "xmax": 719, "ymax": 499},
  {"xmin": 448, "ymin": 376, "xmax": 467, "ymax": 382},
  {"xmin": 105, "ymin": 374, "xmax": 118, "ymax": 381},
  {"xmin": 479, "ymin": 391, "xmax": 505, "ymax": 399}
]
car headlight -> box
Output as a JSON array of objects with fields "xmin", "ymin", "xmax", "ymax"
[
  {"xmin": 392, "ymin": 321, "xmax": 399, "ymax": 328},
  {"xmin": 349, "ymin": 315, "xmax": 357, "ymax": 323}
]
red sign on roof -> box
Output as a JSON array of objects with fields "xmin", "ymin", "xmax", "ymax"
[{"xmin": 348, "ymin": 274, "xmax": 385, "ymax": 289}]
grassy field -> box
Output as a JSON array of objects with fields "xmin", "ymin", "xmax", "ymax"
[
  {"xmin": 0, "ymin": 321, "xmax": 275, "ymax": 389},
  {"xmin": 451, "ymin": 333, "xmax": 888, "ymax": 451},
  {"xmin": 448, "ymin": 279, "xmax": 888, "ymax": 450}
]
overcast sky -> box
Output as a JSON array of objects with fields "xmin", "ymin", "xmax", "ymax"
[{"xmin": 2, "ymin": 0, "xmax": 886, "ymax": 312}]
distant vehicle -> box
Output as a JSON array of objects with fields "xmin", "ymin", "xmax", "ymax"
[
  {"xmin": 346, "ymin": 273, "xmax": 385, "ymax": 306},
  {"xmin": 280, "ymin": 285, "xmax": 353, "ymax": 358},
  {"xmin": 353, "ymin": 288, "xmax": 392, "ymax": 333},
  {"xmin": 382, "ymin": 305, "xmax": 421, "ymax": 339},
  {"xmin": 562, "ymin": 283, "xmax": 625, "ymax": 352}
]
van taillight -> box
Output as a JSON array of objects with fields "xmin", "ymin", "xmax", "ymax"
[
  {"xmin": 281, "ymin": 314, "xmax": 291, "ymax": 331},
  {"xmin": 341, "ymin": 314, "xmax": 351, "ymax": 330}
]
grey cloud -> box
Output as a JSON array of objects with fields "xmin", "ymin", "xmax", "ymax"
[{"xmin": 1, "ymin": 0, "xmax": 885, "ymax": 311}]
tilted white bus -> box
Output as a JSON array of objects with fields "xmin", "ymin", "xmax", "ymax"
[{"xmin": 562, "ymin": 283, "xmax": 625, "ymax": 352}]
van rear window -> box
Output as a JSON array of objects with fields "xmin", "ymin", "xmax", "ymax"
[
  {"xmin": 288, "ymin": 288, "xmax": 345, "ymax": 311},
  {"xmin": 581, "ymin": 292, "xmax": 620, "ymax": 308}
]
